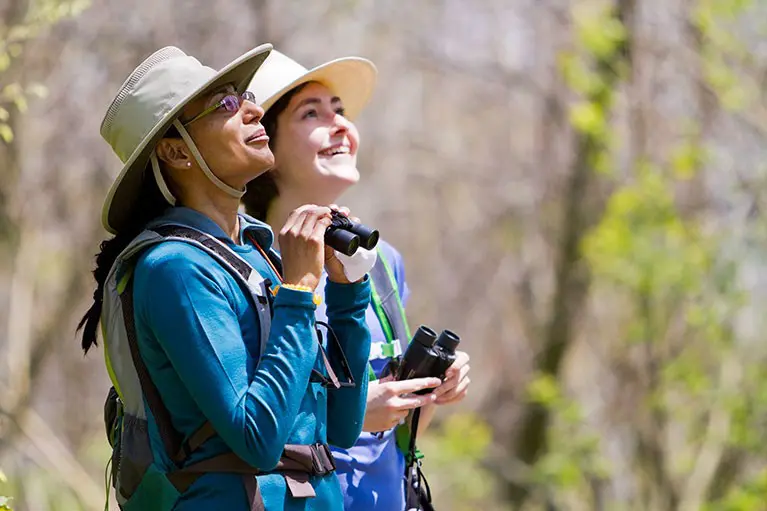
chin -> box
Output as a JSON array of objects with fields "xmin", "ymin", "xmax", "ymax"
[
  {"xmin": 324, "ymin": 165, "xmax": 360, "ymax": 184},
  {"xmin": 250, "ymin": 151, "xmax": 276, "ymax": 176}
]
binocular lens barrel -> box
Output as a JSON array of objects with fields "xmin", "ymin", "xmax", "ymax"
[
  {"xmin": 435, "ymin": 329, "xmax": 460, "ymax": 353},
  {"xmin": 324, "ymin": 211, "xmax": 378, "ymax": 256},
  {"xmin": 352, "ymin": 225, "xmax": 380, "ymax": 251},
  {"xmin": 412, "ymin": 326, "xmax": 438, "ymax": 347},
  {"xmin": 325, "ymin": 229, "xmax": 360, "ymax": 257}
]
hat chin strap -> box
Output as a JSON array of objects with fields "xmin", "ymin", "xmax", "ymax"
[
  {"xmin": 173, "ymin": 120, "xmax": 245, "ymax": 200},
  {"xmin": 150, "ymin": 152, "xmax": 177, "ymax": 205}
]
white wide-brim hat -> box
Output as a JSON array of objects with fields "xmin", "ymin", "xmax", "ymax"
[
  {"xmin": 248, "ymin": 49, "xmax": 377, "ymax": 121},
  {"xmin": 99, "ymin": 44, "xmax": 273, "ymax": 234}
]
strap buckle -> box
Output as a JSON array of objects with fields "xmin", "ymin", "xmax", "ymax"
[{"xmin": 310, "ymin": 443, "xmax": 336, "ymax": 476}]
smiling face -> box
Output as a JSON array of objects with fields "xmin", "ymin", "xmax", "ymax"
[
  {"xmin": 269, "ymin": 81, "xmax": 361, "ymax": 201},
  {"xmin": 179, "ymin": 84, "xmax": 275, "ymax": 188}
]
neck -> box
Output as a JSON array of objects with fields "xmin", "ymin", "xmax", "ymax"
[
  {"xmin": 180, "ymin": 188, "xmax": 242, "ymax": 243},
  {"xmin": 266, "ymin": 188, "xmax": 340, "ymax": 250}
]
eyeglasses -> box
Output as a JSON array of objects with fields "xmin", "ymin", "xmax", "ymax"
[{"xmin": 182, "ymin": 90, "xmax": 257, "ymax": 127}]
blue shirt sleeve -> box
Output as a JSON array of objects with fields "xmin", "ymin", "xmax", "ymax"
[
  {"xmin": 324, "ymin": 277, "xmax": 372, "ymax": 448},
  {"xmin": 133, "ymin": 242, "xmax": 319, "ymax": 470}
]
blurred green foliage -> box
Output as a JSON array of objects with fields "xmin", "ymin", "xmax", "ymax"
[
  {"xmin": 418, "ymin": 413, "xmax": 500, "ymax": 511},
  {"xmin": 0, "ymin": 0, "xmax": 88, "ymax": 142},
  {"xmin": 517, "ymin": 0, "xmax": 767, "ymax": 508},
  {"xmin": 0, "ymin": 0, "xmax": 90, "ymax": 506}
]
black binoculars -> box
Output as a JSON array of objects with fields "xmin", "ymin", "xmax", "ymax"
[
  {"xmin": 324, "ymin": 210, "xmax": 380, "ymax": 256},
  {"xmin": 394, "ymin": 326, "xmax": 461, "ymax": 395}
]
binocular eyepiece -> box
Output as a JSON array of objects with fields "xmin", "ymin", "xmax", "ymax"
[
  {"xmin": 325, "ymin": 210, "xmax": 380, "ymax": 256},
  {"xmin": 394, "ymin": 326, "xmax": 461, "ymax": 394}
]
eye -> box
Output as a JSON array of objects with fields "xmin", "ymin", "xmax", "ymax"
[
  {"xmin": 335, "ymin": 106, "xmax": 346, "ymax": 117},
  {"xmin": 219, "ymin": 95, "xmax": 241, "ymax": 113},
  {"xmin": 302, "ymin": 108, "xmax": 318, "ymax": 119}
]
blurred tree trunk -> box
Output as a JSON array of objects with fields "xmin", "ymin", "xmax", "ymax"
[{"xmin": 505, "ymin": 0, "xmax": 636, "ymax": 506}]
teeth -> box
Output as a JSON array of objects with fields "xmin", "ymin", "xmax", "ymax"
[{"xmin": 321, "ymin": 146, "xmax": 349, "ymax": 156}]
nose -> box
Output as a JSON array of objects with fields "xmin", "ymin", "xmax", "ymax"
[
  {"xmin": 329, "ymin": 112, "xmax": 350, "ymax": 137},
  {"xmin": 241, "ymin": 98, "xmax": 264, "ymax": 125}
]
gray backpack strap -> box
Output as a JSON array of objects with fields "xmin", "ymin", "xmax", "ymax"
[
  {"xmin": 149, "ymin": 225, "xmax": 273, "ymax": 359},
  {"xmin": 112, "ymin": 225, "xmax": 276, "ymax": 465},
  {"xmin": 370, "ymin": 247, "xmax": 411, "ymax": 353}
]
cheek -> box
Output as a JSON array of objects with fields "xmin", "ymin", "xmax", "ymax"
[
  {"xmin": 348, "ymin": 125, "xmax": 361, "ymax": 153},
  {"xmin": 277, "ymin": 126, "xmax": 323, "ymax": 167},
  {"xmin": 304, "ymin": 128, "xmax": 326, "ymax": 161},
  {"xmin": 190, "ymin": 123, "xmax": 236, "ymax": 165}
]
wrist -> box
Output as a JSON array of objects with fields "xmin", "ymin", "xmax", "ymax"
[
  {"xmin": 326, "ymin": 272, "xmax": 352, "ymax": 285},
  {"xmin": 272, "ymin": 283, "xmax": 322, "ymax": 306},
  {"xmin": 284, "ymin": 274, "xmax": 319, "ymax": 291}
]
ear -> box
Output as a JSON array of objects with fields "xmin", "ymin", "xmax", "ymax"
[{"xmin": 156, "ymin": 138, "xmax": 192, "ymax": 171}]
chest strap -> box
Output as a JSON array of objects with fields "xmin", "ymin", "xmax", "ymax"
[{"xmin": 167, "ymin": 437, "xmax": 337, "ymax": 511}]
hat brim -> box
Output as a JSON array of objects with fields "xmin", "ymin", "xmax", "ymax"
[
  {"xmin": 259, "ymin": 57, "xmax": 377, "ymax": 121},
  {"xmin": 102, "ymin": 43, "xmax": 273, "ymax": 234}
]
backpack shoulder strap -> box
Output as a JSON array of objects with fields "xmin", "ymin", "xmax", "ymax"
[
  {"xmin": 148, "ymin": 224, "xmax": 273, "ymax": 359},
  {"xmin": 370, "ymin": 246, "xmax": 411, "ymax": 353},
  {"xmin": 119, "ymin": 276, "xmax": 190, "ymax": 463},
  {"xmin": 116, "ymin": 224, "xmax": 275, "ymax": 464}
]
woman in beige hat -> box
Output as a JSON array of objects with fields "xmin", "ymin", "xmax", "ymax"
[
  {"xmin": 242, "ymin": 50, "xmax": 471, "ymax": 511},
  {"xmin": 78, "ymin": 44, "xmax": 372, "ymax": 511}
]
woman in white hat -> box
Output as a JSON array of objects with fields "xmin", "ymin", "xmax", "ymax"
[
  {"xmin": 79, "ymin": 45, "xmax": 372, "ymax": 511},
  {"xmin": 242, "ymin": 51, "xmax": 471, "ymax": 511}
]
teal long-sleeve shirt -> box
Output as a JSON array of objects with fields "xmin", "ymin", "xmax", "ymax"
[{"xmin": 130, "ymin": 207, "xmax": 371, "ymax": 510}]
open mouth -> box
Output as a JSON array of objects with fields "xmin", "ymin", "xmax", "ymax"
[
  {"xmin": 246, "ymin": 128, "xmax": 269, "ymax": 144},
  {"xmin": 318, "ymin": 145, "xmax": 350, "ymax": 157}
]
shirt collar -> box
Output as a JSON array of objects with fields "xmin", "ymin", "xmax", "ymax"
[{"xmin": 147, "ymin": 207, "xmax": 275, "ymax": 249}]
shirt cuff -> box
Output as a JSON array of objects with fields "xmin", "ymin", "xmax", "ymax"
[
  {"xmin": 273, "ymin": 285, "xmax": 318, "ymax": 310},
  {"xmin": 325, "ymin": 274, "xmax": 371, "ymax": 311}
]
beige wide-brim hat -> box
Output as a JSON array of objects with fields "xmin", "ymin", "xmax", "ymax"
[
  {"xmin": 99, "ymin": 44, "xmax": 273, "ymax": 234},
  {"xmin": 248, "ymin": 50, "xmax": 377, "ymax": 121}
]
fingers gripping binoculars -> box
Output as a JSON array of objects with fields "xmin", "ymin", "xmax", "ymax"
[
  {"xmin": 324, "ymin": 210, "xmax": 379, "ymax": 256},
  {"xmin": 393, "ymin": 326, "xmax": 461, "ymax": 395}
]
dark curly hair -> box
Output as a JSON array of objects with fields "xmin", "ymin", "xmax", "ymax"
[{"xmin": 77, "ymin": 127, "xmax": 181, "ymax": 353}]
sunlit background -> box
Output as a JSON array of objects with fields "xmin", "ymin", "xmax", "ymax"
[{"xmin": 2, "ymin": 0, "xmax": 767, "ymax": 509}]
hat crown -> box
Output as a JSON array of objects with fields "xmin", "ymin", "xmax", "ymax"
[
  {"xmin": 249, "ymin": 50, "xmax": 310, "ymax": 107},
  {"xmin": 100, "ymin": 46, "xmax": 216, "ymax": 163}
]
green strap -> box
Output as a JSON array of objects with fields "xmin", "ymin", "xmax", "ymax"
[
  {"xmin": 368, "ymin": 247, "xmax": 410, "ymax": 381},
  {"xmin": 366, "ymin": 247, "xmax": 422, "ymax": 459},
  {"xmin": 395, "ymin": 420, "xmax": 423, "ymax": 462},
  {"xmin": 370, "ymin": 277, "xmax": 395, "ymax": 345},
  {"xmin": 378, "ymin": 250, "xmax": 412, "ymax": 341}
]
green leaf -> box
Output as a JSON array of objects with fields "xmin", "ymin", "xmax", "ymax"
[
  {"xmin": 558, "ymin": 52, "xmax": 601, "ymax": 95},
  {"xmin": 0, "ymin": 52, "xmax": 10, "ymax": 73},
  {"xmin": 527, "ymin": 373, "xmax": 561, "ymax": 405},
  {"xmin": 7, "ymin": 44, "xmax": 22, "ymax": 58},
  {"xmin": 12, "ymin": 95, "xmax": 27, "ymax": 114},
  {"xmin": 0, "ymin": 124, "xmax": 14, "ymax": 143},
  {"xmin": 569, "ymin": 101, "xmax": 605, "ymax": 136}
]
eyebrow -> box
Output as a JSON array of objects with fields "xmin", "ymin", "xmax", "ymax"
[
  {"xmin": 292, "ymin": 96, "xmax": 342, "ymax": 113},
  {"xmin": 205, "ymin": 85, "xmax": 236, "ymax": 106}
]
